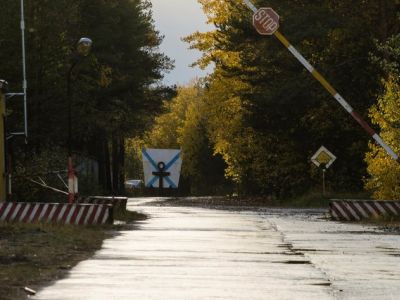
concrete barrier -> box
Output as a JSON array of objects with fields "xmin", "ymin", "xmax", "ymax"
[
  {"xmin": 330, "ymin": 199, "xmax": 400, "ymax": 221},
  {"xmin": 0, "ymin": 202, "xmax": 113, "ymax": 225},
  {"xmin": 78, "ymin": 196, "xmax": 127, "ymax": 211}
]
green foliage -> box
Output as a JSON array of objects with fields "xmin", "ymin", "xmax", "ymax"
[
  {"xmin": 13, "ymin": 146, "xmax": 67, "ymax": 202},
  {"xmin": 3, "ymin": 0, "xmax": 400, "ymax": 199},
  {"xmin": 12, "ymin": 146, "xmax": 104, "ymax": 202},
  {"xmin": 125, "ymin": 137, "xmax": 145, "ymax": 180},
  {"xmin": 0, "ymin": 0, "xmax": 173, "ymax": 198}
]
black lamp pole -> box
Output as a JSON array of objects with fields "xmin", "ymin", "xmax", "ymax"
[{"xmin": 66, "ymin": 37, "xmax": 92, "ymax": 203}]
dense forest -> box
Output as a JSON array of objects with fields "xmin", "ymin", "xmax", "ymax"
[
  {"xmin": 0, "ymin": 0, "xmax": 175, "ymax": 200},
  {"xmin": 137, "ymin": 0, "xmax": 400, "ymax": 199},
  {"xmin": 1, "ymin": 0, "xmax": 400, "ymax": 201}
]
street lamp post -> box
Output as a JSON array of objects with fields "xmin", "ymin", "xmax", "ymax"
[{"xmin": 67, "ymin": 37, "xmax": 92, "ymax": 203}]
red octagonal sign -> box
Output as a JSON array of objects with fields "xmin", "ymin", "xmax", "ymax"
[{"xmin": 253, "ymin": 7, "xmax": 280, "ymax": 35}]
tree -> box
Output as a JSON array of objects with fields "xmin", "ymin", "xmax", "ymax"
[
  {"xmin": 141, "ymin": 82, "xmax": 227, "ymax": 194},
  {"xmin": 185, "ymin": 0, "xmax": 400, "ymax": 197},
  {"xmin": 365, "ymin": 34, "xmax": 400, "ymax": 200},
  {"xmin": 0, "ymin": 0, "xmax": 172, "ymax": 199}
]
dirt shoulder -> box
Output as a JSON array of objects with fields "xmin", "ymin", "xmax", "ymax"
[
  {"xmin": 148, "ymin": 196, "xmax": 276, "ymax": 209},
  {"xmin": 147, "ymin": 196, "xmax": 331, "ymax": 210},
  {"xmin": 0, "ymin": 210, "xmax": 147, "ymax": 300}
]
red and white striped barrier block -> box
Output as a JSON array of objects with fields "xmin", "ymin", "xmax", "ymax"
[
  {"xmin": 0, "ymin": 202, "xmax": 113, "ymax": 225},
  {"xmin": 330, "ymin": 199, "xmax": 400, "ymax": 221},
  {"xmin": 78, "ymin": 196, "xmax": 127, "ymax": 211}
]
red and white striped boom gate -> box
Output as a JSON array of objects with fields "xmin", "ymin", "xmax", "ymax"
[
  {"xmin": 0, "ymin": 202, "xmax": 113, "ymax": 225},
  {"xmin": 330, "ymin": 199, "xmax": 400, "ymax": 221},
  {"xmin": 243, "ymin": 0, "xmax": 400, "ymax": 163},
  {"xmin": 77, "ymin": 196, "xmax": 127, "ymax": 211}
]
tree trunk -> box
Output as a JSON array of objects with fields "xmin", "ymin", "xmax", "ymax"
[
  {"xmin": 104, "ymin": 138, "xmax": 112, "ymax": 192},
  {"xmin": 111, "ymin": 134, "xmax": 119, "ymax": 194},
  {"xmin": 118, "ymin": 138, "xmax": 125, "ymax": 194}
]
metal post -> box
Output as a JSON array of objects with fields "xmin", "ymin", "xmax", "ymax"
[
  {"xmin": 67, "ymin": 62, "xmax": 78, "ymax": 204},
  {"xmin": 322, "ymin": 168, "xmax": 326, "ymax": 196},
  {"xmin": 20, "ymin": 0, "xmax": 28, "ymax": 141},
  {"xmin": 67, "ymin": 157, "xmax": 76, "ymax": 203},
  {"xmin": 0, "ymin": 90, "xmax": 6, "ymax": 201},
  {"xmin": 66, "ymin": 38, "xmax": 92, "ymax": 203}
]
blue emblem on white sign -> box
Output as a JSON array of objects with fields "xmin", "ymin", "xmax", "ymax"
[{"xmin": 142, "ymin": 149, "xmax": 182, "ymax": 188}]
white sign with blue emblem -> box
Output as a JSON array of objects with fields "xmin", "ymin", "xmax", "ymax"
[{"xmin": 142, "ymin": 149, "xmax": 182, "ymax": 188}]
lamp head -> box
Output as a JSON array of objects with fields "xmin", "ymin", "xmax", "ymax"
[
  {"xmin": 0, "ymin": 80, "xmax": 9, "ymax": 92},
  {"xmin": 76, "ymin": 37, "xmax": 93, "ymax": 57}
]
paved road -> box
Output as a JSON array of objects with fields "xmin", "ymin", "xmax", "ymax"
[{"xmin": 34, "ymin": 198, "xmax": 400, "ymax": 300}]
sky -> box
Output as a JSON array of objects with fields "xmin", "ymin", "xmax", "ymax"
[{"xmin": 150, "ymin": 0, "xmax": 213, "ymax": 86}]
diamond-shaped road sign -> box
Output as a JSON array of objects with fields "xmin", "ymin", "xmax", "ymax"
[
  {"xmin": 253, "ymin": 7, "xmax": 280, "ymax": 35},
  {"xmin": 142, "ymin": 149, "xmax": 182, "ymax": 189},
  {"xmin": 311, "ymin": 146, "xmax": 337, "ymax": 169}
]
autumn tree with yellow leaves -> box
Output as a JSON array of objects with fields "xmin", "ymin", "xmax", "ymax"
[
  {"xmin": 184, "ymin": 0, "xmax": 400, "ymax": 197},
  {"xmin": 135, "ymin": 0, "xmax": 400, "ymax": 198},
  {"xmin": 365, "ymin": 35, "xmax": 400, "ymax": 200}
]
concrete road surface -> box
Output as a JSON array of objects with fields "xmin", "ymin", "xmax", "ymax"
[{"xmin": 34, "ymin": 198, "xmax": 400, "ymax": 300}]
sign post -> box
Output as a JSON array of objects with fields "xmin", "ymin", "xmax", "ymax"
[
  {"xmin": 67, "ymin": 157, "xmax": 78, "ymax": 203},
  {"xmin": 0, "ymin": 85, "xmax": 6, "ymax": 201},
  {"xmin": 243, "ymin": 0, "xmax": 400, "ymax": 163},
  {"xmin": 311, "ymin": 146, "xmax": 336, "ymax": 196}
]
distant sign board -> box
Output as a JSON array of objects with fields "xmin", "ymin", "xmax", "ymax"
[
  {"xmin": 311, "ymin": 146, "xmax": 336, "ymax": 169},
  {"xmin": 142, "ymin": 149, "xmax": 182, "ymax": 189}
]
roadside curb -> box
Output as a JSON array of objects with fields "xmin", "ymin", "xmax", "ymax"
[
  {"xmin": 329, "ymin": 199, "xmax": 400, "ymax": 221},
  {"xmin": 0, "ymin": 202, "xmax": 113, "ymax": 225}
]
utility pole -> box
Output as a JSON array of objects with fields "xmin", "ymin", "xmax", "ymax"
[
  {"xmin": 66, "ymin": 37, "xmax": 93, "ymax": 203},
  {"xmin": 0, "ymin": 81, "xmax": 8, "ymax": 201}
]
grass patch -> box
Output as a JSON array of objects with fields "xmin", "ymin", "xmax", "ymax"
[
  {"xmin": 114, "ymin": 209, "xmax": 147, "ymax": 223},
  {"xmin": 0, "ymin": 224, "xmax": 108, "ymax": 300},
  {"xmin": 0, "ymin": 207, "xmax": 147, "ymax": 300},
  {"xmin": 361, "ymin": 214, "xmax": 400, "ymax": 232}
]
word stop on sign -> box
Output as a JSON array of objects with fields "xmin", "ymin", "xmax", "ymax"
[{"xmin": 253, "ymin": 7, "xmax": 280, "ymax": 36}]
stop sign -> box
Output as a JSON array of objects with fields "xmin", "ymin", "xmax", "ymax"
[{"xmin": 253, "ymin": 7, "xmax": 280, "ymax": 35}]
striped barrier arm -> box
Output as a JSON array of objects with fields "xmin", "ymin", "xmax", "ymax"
[
  {"xmin": 77, "ymin": 196, "xmax": 127, "ymax": 211},
  {"xmin": 0, "ymin": 202, "xmax": 113, "ymax": 225},
  {"xmin": 330, "ymin": 199, "xmax": 400, "ymax": 221},
  {"xmin": 243, "ymin": 0, "xmax": 400, "ymax": 163}
]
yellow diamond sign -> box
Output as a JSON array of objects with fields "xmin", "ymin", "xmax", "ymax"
[{"xmin": 311, "ymin": 146, "xmax": 336, "ymax": 169}]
